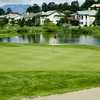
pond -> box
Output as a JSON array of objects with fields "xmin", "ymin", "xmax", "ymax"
[{"xmin": 0, "ymin": 34, "xmax": 100, "ymax": 46}]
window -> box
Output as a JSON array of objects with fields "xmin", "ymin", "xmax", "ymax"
[{"xmin": 80, "ymin": 16, "xmax": 83, "ymax": 19}]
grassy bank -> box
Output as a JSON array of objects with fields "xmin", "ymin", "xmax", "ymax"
[
  {"xmin": 0, "ymin": 24, "xmax": 100, "ymax": 38},
  {"xmin": 0, "ymin": 25, "xmax": 42, "ymax": 38},
  {"xmin": 0, "ymin": 44, "xmax": 100, "ymax": 99}
]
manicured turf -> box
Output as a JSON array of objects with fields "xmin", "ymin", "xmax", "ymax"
[
  {"xmin": 0, "ymin": 44, "xmax": 100, "ymax": 100},
  {"xmin": 0, "ymin": 44, "xmax": 100, "ymax": 72}
]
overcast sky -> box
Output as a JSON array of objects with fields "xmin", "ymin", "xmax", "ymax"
[{"xmin": 0, "ymin": 0, "xmax": 85, "ymax": 6}]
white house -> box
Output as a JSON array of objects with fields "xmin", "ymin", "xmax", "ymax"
[
  {"xmin": 72, "ymin": 10, "xmax": 97, "ymax": 27},
  {"xmin": 6, "ymin": 12, "xmax": 23, "ymax": 21},
  {"xmin": 40, "ymin": 11, "xmax": 64, "ymax": 25},
  {"xmin": 90, "ymin": 4, "xmax": 100, "ymax": 10}
]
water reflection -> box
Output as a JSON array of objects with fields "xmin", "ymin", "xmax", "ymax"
[{"xmin": 0, "ymin": 34, "xmax": 100, "ymax": 45}]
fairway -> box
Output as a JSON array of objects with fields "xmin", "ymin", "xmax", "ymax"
[
  {"xmin": 0, "ymin": 44, "xmax": 100, "ymax": 72},
  {"xmin": 0, "ymin": 44, "xmax": 100, "ymax": 100}
]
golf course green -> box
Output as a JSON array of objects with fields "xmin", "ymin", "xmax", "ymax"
[{"xmin": 0, "ymin": 43, "xmax": 100, "ymax": 100}]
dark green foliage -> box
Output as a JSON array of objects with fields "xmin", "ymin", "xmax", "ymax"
[
  {"xmin": 42, "ymin": 3, "xmax": 48, "ymax": 12},
  {"xmin": 25, "ymin": 19, "xmax": 34, "ymax": 26},
  {"xmin": 17, "ymin": 27, "xmax": 28, "ymax": 34},
  {"xmin": 57, "ymin": 3, "xmax": 64, "ymax": 11},
  {"xmin": 0, "ymin": 18, "xmax": 8, "ymax": 27},
  {"xmin": 81, "ymin": 0, "xmax": 96, "ymax": 10},
  {"xmin": 47, "ymin": 2, "xmax": 57, "ymax": 11},
  {"xmin": 26, "ymin": 6, "xmax": 33, "ymax": 13},
  {"xmin": 97, "ymin": 0, "xmax": 100, "ymax": 3},
  {"xmin": 57, "ymin": 3, "xmax": 70, "ymax": 11},
  {"xmin": 18, "ymin": 18, "xmax": 25, "ymax": 27},
  {"xmin": 0, "ymin": 8, "xmax": 5, "ymax": 15},
  {"xmin": 26, "ymin": 4, "xmax": 41, "ymax": 13},
  {"xmin": 57, "ymin": 18, "xmax": 65, "ymax": 26},
  {"xmin": 63, "ymin": 2, "xmax": 69, "ymax": 10},
  {"xmin": 43, "ymin": 22, "xmax": 59, "ymax": 35},
  {"xmin": 6, "ymin": 8, "xmax": 12, "ymax": 14},
  {"xmin": 71, "ymin": 1, "xmax": 79, "ymax": 12}
]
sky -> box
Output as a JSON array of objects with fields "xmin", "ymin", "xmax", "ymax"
[{"xmin": 0, "ymin": 0, "xmax": 85, "ymax": 6}]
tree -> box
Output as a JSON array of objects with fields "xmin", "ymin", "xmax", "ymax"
[
  {"xmin": 32, "ymin": 4, "xmax": 41, "ymax": 13},
  {"xmin": 57, "ymin": 3, "xmax": 64, "ymax": 11},
  {"xmin": 57, "ymin": 3, "xmax": 70, "ymax": 11},
  {"xmin": 18, "ymin": 18, "xmax": 25, "ymax": 27},
  {"xmin": 26, "ymin": 6, "xmax": 33, "ymax": 13},
  {"xmin": 63, "ymin": 10, "xmax": 72, "ymax": 24},
  {"xmin": 0, "ymin": 18, "xmax": 8, "ymax": 27},
  {"xmin": 63, "ymin": 2, "xmax": 69, "ymax": 11},
  {"xmin": 96, "ymin": 0, "xmax": 100, "ymax": 3},
  {"xmin": 0, "ymin": 8, "xmax": 5, "ymax": 15},
  {"xmin": 42, "ymin": 2, "xmax": 48, "ymax": 12},
  {"xmin": 71, "ymin": 1, "xmax": 79, "ymax": 12},
  {"xmin": 26, "ymin": 4, "xmax": 41, "ymax": 13},
  {"xmin": 81, "ymin": 0, "xmax": 96, "ymax": 10},
  {"xmin": 6, "ymin": 8, "xmax": 12, "ymax": 14},
  {"xmin": 43, "ymin": 22, "xmax": 58, "ymax": 35},
  {"xmin": 47, "ymin": 2, "xmax": 57, "ymax": 11}
]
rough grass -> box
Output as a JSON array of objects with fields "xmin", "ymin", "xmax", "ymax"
[{"xmin": 0, "ymin": 44, "xmax": 100, "ymax": 99}]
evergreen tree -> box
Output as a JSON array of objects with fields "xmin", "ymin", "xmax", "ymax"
[
  {"xmin": 26, "ymin": 4, "xmax": 41, "ymax": 13},
  {"xmin": 47, "ymin": 2, "xmax": 57, "ymax": 11},
  {"xmin": 32, "ymin": 4, "xmax": 41, "ymax": 13},
  {"xmin": 6, "ymin": 8, "xmax": 12, "ymax": 14},
  {"xmin": 0, "ymin": 8, "xmax": 5, "ymax": 15},
  {"xmin": 26, "ymin": 6, "xmax": 33, "ymax": 13},
  {"xmin": 42, "ymin": 3, "xmax": 48, "ymax": 12},
  {"xmin": 71, "ymin": 1, "xmax": 79, "ymax": 12},
  {"xmin": 81, "ymin": 0, "xmax": 96, "ymax": 10},
  {"xmin": 18, "ymin": 18, "xmax": 25, "ymax": 27}
]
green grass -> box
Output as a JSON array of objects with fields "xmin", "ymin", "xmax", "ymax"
[{"xmin": 0, "ymin": 44, "xmax": 100, "ymax": 99}]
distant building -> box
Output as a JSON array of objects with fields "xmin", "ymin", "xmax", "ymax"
[
  {"xmin": 23, "ymin": 12, "xmax": 41, "ymax": 25},
  {"xmin": 40, "ymin": 11, "xmax": 64, "ymax": 25},
  {"xmin": 72, "ymin": 10, "xmax": 97, "ymax": 27},
  {"xmin": 6, "ymin": 12, "xmax": 23, "ymax": 20},
  {"xmin": 6, "ymin": 12, "xmax": 23, "ymax": 23},
  {"xmin": 90, "ymin": 4, "xmax": 100, "ymax": 10}
]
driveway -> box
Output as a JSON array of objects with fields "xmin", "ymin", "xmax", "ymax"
[{"xmin": 29, "ymin": 88, "xmax": 100, "ymax": 100}]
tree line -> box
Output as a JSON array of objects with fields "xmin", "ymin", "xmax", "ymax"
[
  {"xmin": 26, "ymin": 0, "xmax": 97, "ymax": 13},
  {"xmin": 0, "ymin": 0, "xmax": 97, "ymax": 15},
  {"xmin": 26, "ymin": 1, "xmax": 79, "ymax": 13}
]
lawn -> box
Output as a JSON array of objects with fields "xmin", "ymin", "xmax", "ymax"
[{"xmin": 0, "ymin": 44, "xmax": 100, "ymax": 100}]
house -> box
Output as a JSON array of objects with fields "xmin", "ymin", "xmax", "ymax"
[
  {"xmin": 23, "ymin": 12, "xmax": 41, "ymax": 25},
  {"xmin": 72, "ymin": 10, "xmax": 97, "ymax": 27},
  {"xmin": 6, "ymin": 12, "xmax": 23, "ymax": 23},
  {"xmin": 40, "ymin": 11, "xmax": 64, "ymax": 25},
  {"xmin": 70, "ymin": 3, "xmax": 100, "ymax": 27},
  {"xmin": 90, "ymin": 4, "xmax": 100, "ymax": 10},
  {"xmin": 6, "ymin": 12, "xmax": 23, "ymax": 20}
]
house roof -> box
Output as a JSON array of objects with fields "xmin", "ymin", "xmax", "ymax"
[
  {"xmin": 77, "ymin": 10, "xmax": 97, "ymax": 16},
  {"xmin": 91, "ymin": 4, "xmax": 100, "ymax": 8},
  {"xmin": 41, "ymin": 11, "xmax": 64, "ymax": 17},
  {"xmin": 6, "ymin": 13, "xmax": 22, "ymax": 19},
  {"xmin": 23, "ymin": 12, "xmax": 41, "ymax": 19}
]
